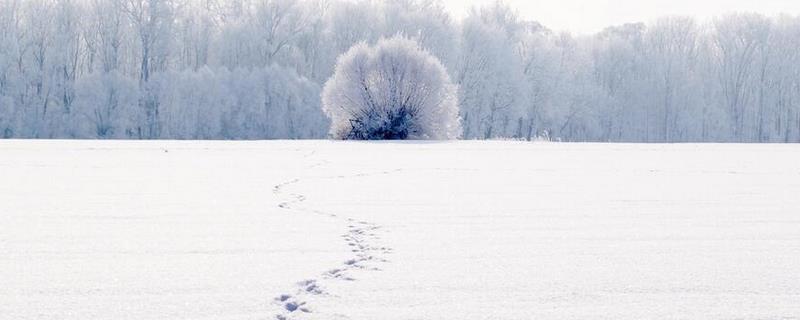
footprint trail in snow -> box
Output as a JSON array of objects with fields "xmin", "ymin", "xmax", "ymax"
[{"xmin": 271, "ymin": 162, "xmax": 400, "ymax": 320}]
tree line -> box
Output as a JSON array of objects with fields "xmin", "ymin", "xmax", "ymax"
[{"xmin": 1, "ymin": 0, "xmax": 799, "ymax": 142}]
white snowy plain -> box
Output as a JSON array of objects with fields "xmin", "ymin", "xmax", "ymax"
[{"xmin": 1, "ymin": 140, "xmax": 799, "ymax": 320}]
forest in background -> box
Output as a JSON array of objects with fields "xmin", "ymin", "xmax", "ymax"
[{"xmin": 1, "ymin": 0, "xmax": 799, "ymax": 142}]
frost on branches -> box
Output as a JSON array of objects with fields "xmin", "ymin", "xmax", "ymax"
[{"xmin": 322, "ymin": 36, "xmax": 461, "ymax": 140}]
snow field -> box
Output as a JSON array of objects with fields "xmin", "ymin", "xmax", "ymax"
[{"xmin": 2, "ymin": 141, "xmax": 799, "ymax": 319}]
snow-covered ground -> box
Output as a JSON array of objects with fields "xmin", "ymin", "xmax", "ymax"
[{"xmin": 2, "ymin": 140, "xmax": 799, "ymax": 320}]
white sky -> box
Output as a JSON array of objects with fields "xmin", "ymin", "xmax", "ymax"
[{"xmin": 441, "ymin": 0, "xmax": 800, "ymax": 34}]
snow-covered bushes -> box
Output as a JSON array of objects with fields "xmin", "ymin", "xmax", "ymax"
[
  {"xmin": 74, "ymin": 71, "xmax": 140, "ymax": 139},
  {"xmin": 152, "ymin": 65, "xmax": 327, "ymax": 140},
  {"xmin": 322, "ymin": 36, "xmax": 461, "ymax": 140},
  {"xmin": 0, "ymin": 95, "xmax": 14, "ymax": 138}
]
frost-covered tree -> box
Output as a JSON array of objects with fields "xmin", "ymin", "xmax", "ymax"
[
  {"xmin": 644, "ymin": 17, "xmax": 702, "ymax": 142},
  {"xmin": 457, "ymin": 3, "xmax": 526, "ymax": 139},
  {"xmin": 711, "ymin": 13, "xmax": 772, "ymax": 142},
  {"xmin": 122, "ymin": 0, "xmax": 175, "ymax": 83},
  {"xmin": 322, "ymin": 36, "xmax": 460, "ymax": 140},
  {"xmin": 85, "ymin": 0, "xmax": 129, "ymax": 73}
]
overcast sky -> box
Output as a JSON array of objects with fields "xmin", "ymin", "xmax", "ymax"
[{"xmin": 441, "ymin": 0, "xmax": 800, "ymax": 34}]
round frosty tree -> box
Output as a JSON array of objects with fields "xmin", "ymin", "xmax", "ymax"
[{"xmin": 322, "ymin": 36, "xmax": 461, "ymax": 140}]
